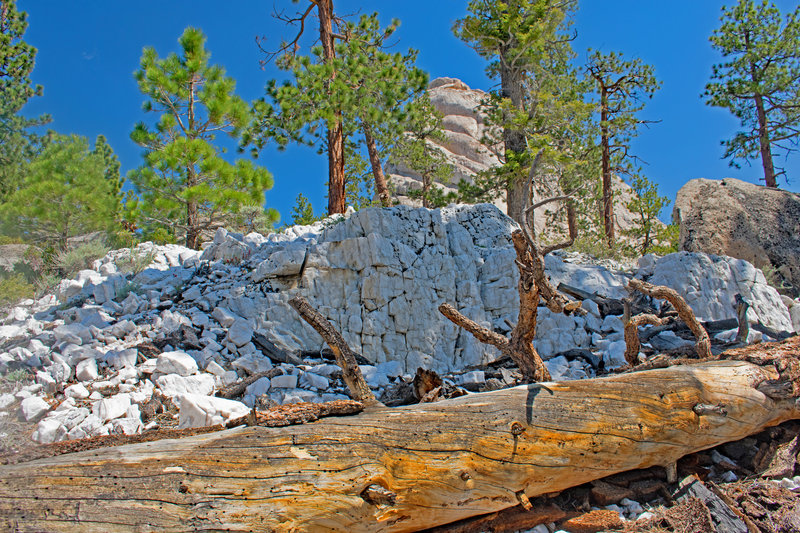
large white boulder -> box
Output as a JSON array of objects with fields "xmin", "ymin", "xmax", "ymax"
[{"xmin": 643, "ymin": 252, "xmax": 793, "ymax": 333}]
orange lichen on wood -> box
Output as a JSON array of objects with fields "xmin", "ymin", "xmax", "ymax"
[{"xmin": 2, "ymin": 342, "xmax": 799, "ymax": 532}]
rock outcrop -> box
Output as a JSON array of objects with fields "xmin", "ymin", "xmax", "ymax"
[
  {"xmin": 0, "ymin": 204, "xmax": 794, "ymax": 447},
  {"xmin": 674, "ymin": 178, "xmax": 800, "ymax": 294},
  {"xmin": 387, "ymin": 77, "xmax": 658, "ymax": 239}
]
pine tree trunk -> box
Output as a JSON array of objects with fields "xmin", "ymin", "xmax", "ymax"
[
  {"xmin": 317, "ymin": 0, "xmax": 346, "ymax": 214},
  {"xmin": 186, "ymin": 199, "xmax": 199, "ymax": 250},
  {"xmin": 600, "ymin": 86, "xmax": 615, "ymax": 246},
  {"xmin": 500, "ymin": 57, "xmax": 528, "ymax": 225},
  {"xmin": 745, "ymin": 32, "xmax": 777, "ymax": 188},
  {"xmin": 362, "ymin": 122, "xmax": 391, "ymax": 207},
  {"xmin": 753, "ymin": 92, "xmax": 777, "ymax": 188}
]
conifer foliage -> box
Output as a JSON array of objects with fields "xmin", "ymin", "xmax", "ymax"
[
  {"xmin": 454, "ymin": 0, "xmax": 593, "ymax": 225},
  {"xmin": 586, "ymin": 50, "xmax": 660, "ymax": 246},
  {"xmin": 704, "ymin": 0, "xmax": 800, "ymax": 187},
  {"xmin": 0, "ymin": 0, "xmax": 50, "ymax": 200},
  {"xmin": 247, "ymin": 12, "xmax": 427, "ymax": 211},
  {"xmin": 0, "ymin": 134, "xmax": 117, "ymax": 250},
  {"xmin": 128, "ymin": 27, "xmax": 274, "ymax": 249}
]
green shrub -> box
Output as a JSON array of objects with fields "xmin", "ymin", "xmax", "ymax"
[
  {"xmin": 52, "ymin": 239, "xmax": 110, "ymax": 278},
  {"xmin": 116, "ymin": 249, "xmax": 156, "ymax": 275},
  {"xmin": 2, "ymin": 368, "xmax": 30, "ymax": 383},
  {"xmin": 115, "ymin": 281, "xmax": 142, "ymax": 301},
  {"xmin": 0, "ymin": 273, "xmax": 35, "ymax": 308}
]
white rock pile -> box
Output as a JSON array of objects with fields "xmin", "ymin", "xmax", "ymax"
[{"xmin": 0, "ymin": 204, "xmax": 796, "ymax": 446}]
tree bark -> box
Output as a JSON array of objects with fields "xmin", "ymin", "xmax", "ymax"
[
  {"xmin": 499, "ymin": 55, "xmax": 528, "ymax": 225},
  {"xmin": 317, "ymin": 0, "xmax": 346, "ymax": 214},
  {"xmin": 746, "ymin": 30, "xmax": 777, "ymax": 188},
  {"xmin": 362, "ymin": 122, "xmax": 391, "ymax": 207},
  {"xmin": 600, "ymin": 85, "xmax": 615, "ymax": 246},
  {"xmin": 2, "ymin": 339, "xmax": 799, "ymax": 532}
]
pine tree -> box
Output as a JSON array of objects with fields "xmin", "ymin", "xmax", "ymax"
[
  {"xmin": 704, "ymin": 0, "xmax": 800, "ymax": 187},
  {"xmin": 0, "ymin": 0, "xmax": 50, "ymax": 200},
  {"xmin": 586, "ymin": 50, "xmax": 660, "ymax": 246},
  {"xmin": 623, "ymin": 173, "xmax": 671, "ymax": 255},
  {"xmin": 0, "ymin": 134, "xmax": 116, "ymax": 250},
  {"xmin": 246, "ymin": 12, "xmax": 427, "ymax": 211},
  {"xmin": 127, "ymin": 27, "xmax": 274, "ymax": 250},
  {"xmin": 290, "ymin": 193, "xmax": 321, "ymax": 226},
  {"xmin": 454, "ymin": 0, "xmax": 587, "ymax": 224},
  {"xmin": 390, "ymin": 94, "xmax": 455, "ymax": 208}
]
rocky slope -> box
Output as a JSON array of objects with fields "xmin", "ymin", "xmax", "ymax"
[{"xmin": 0, "ymin": 204, "xmax": 795, "ymax": 447}]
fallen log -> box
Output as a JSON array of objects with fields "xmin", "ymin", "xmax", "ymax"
[{"xmin": 2, "ymin": 338, "xmax": 800, "ymax": 532}]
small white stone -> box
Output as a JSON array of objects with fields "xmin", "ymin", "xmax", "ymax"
[
  {"xmin": 270, "ymin": 374, "xmax": 298, "ymax": 389},
  {"xmin": 35, "ymin": 371, "xmax": 57, "ymax": 393},
  {"xmin": 65, "ymin": 383, "xmax": 90, "ymax": 399},
  {"xmin": 221, "ymin": 371, "xmax": 238, "ymax": 386},
  {"xmin": 0, "ymin": 393, "xmax": 14, "ymax": 410},
  {"xmin": 719, "ymin": 470, "xmax": 738, "ymax": 482},
  {"xmin": 300, "ymin": 371, "xmax": 329, "ymax": 391},
  {"xmin": 106, "ymin": 348, "xmax": 138, "ymax": 369},
  {"xmin": 111, "ymin": 417, "xmax": 142, "ymax": 435},
  {"xmin": 245, "ymin": 377, "xmax": 271, "ymax": 397},
  {"xmin": 156, "ymin": 373, "xmax": 215, "ymax": 397},
  {"xmin": 227, "ymin": 319, "xmax": 254, "ymax": 348},
  {"xmin": 231, "ymin": 353, "xmax": 272, "ymax": 375},
  {"xmin": 32, "ymin": 418, "xmax": 67, "ymax": 444},
  {"xmin": 76, "ymin": 358, "xmax": 99, "ymax": 382},
  {"xmin": 459, "ymin": 370, "xmax": 485, "ymax": 385},
  {"xmin": 205, "ymin": 360, "xmax": 226, "ymax": 376},
  {"xmin": 19, "ymin": 396, "xmax": 50, "ymax": 422},
  {"xmin": 212, "ymin": 307, "xmax": 238, "ymax": 328},
  {"xmin": 600, "ymin": 315, "xmax": 624, "ymax": 333},
  {"xmin": 176, "ymin": 393, "xmax": 250, "ymax": 429},
  {"xmin": 92, "ymin": 393, "xmax": 131, "ymax": 422},
  {"xmin": 156, "ymin": 351, "xmax": 199, "ymax": 377}
]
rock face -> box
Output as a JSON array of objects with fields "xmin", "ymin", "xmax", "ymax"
[
  {"xmin": 674, "ymin": 178, "xmax": 800, "ymax": 293},
  {"xmin": 387, "ymin": 77, "xmax": 659, "ymax": 239},
  {"xmin": 0, "ymin": 204, "xmax": 795, "ymax": 447}
]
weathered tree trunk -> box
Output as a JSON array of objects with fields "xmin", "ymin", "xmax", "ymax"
[
  {"xmin": 362, "ymin": 122, "xmax": 392, "ymax": 207},
  {"xmin": 4, "ymin": 338, "xmax": 799, "ymax": 532},
  {"xmin": 746, "ymin": 31, "xmax": 777, "ymax": 188},
  {"xmin": 288, "ymin": 295, "xmax": 378, "ymax": 406}
]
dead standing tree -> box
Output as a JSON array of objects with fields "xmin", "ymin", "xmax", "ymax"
[{"xmin": 440, "ymin": 162, "xmax": 581, "ymax": 382}]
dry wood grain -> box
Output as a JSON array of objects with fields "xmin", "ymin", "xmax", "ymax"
[{"xmin": 2, "ymin": 340, "xmax": 799, "ymax": 532}]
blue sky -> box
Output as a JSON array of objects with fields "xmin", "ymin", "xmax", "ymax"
[{"xmin": 18, "ymin": 1, "xmax": 800, "ymax": 224}]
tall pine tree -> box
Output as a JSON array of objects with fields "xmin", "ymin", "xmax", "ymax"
[
  {"xmin": 246, "ymin": 13, "xmax": 427, "ymax": 210},
  {"xmin": 127, "ymin": 27, "xmax": 274, "ymax": 249},
  {"xmin": 0, "ymin": 134, "xmax": 117, "ymax": 250},
  {"xmin": 587, "ymin": 50, "xmax": 660, "ymax": 246},
  {"xmin": 454, "ymin": 0, "xmax": 591, "ymax": 225},
  {"xmin": 704, "ymin": 0, "xmax": 800, "ymax": 187},
  {"xmin": 0, "ymin": 0, "xmax": 50, "ymax": 201}
]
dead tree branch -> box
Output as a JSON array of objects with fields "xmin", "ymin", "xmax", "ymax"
[
  {"xmin": 628, "ymin": 278, "xmax": 712, "ymax": 359},
  {"xmin": 288, "ymin": 295, "xmax": 379, "ymax": 405}
]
